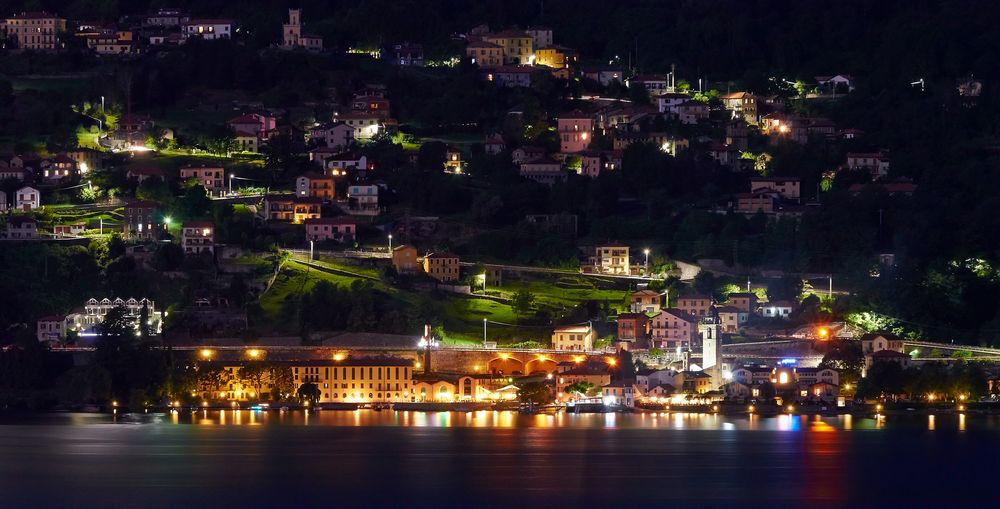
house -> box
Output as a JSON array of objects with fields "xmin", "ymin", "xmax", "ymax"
[
  {"xmin": 182, "ymin": 19, "xmax": 233, "ymax": 40},
  {"xmin": 2, "ymin": 12, "xmax": 67, "ymax": 50},
  {"xmin": 860, "ymin": 333, "xmax": 904, "ymax": 355},
  {"xmin": 706, "ymin": 141, "xmax": 738, "ymax": 167},
  {"xmin": 53, "ymin": 223, "xmax": 85, "ymax": 237},
  {"xmin": 636, "ymin": 369, "xmax": 676, "ymax": 396},
  {"xmin": 815, "ymin": 74, "xmax": 855, "ymax": 94},
  {"xmin": 305, "ymin": 217, "xmax": 356, "ymax": 243},
  {"xmin": 727, "ymin": 293, "xmax": 759, "ymax": 314},
  {"xmin": 616, "ymin": 313, "xmax": 650, "ymax": 348},
  {"xmin": 751, "ymin": 176, "xmax": 801, "ymax": 202},
  {"xmin": 761, "ymin": 300, "xmax": 795, "ymax": 319},
  {"xmin": 444, "ymin": 146, "xmax": 463, "ymax": 173},
  {"xmin": 350, "ymin": 96, "xmax": 391, "ymax": 118},
  {"xmin": 263, "ymin": 195, "xmax": 322, "ymax": 223},
  {"xmin": 234, "ymin": 131, "xmax": 259, "ymax": 153},
  {"xmin": 296, "ymin": 173, "xmax": 335, "ymax": 200},
  {"xmin": 846, "ymin": 151, "xmax": 890, "ymax": 180},
  {"xmin": 715, "ymin": 305, "xmax": 748, "ymax": 334},
  {"xmin": 805, "ymin": 382, "xmax": 839, "ymax": 403},
  {"xmin": 6, "ymin": 216, "xmax": 39, "ymax": 239},
  {"xmin": 590, "ymin": 244, "xmax": 630, "ymax": 275},
  {"xmin": 795, "ymin": 367, "xmax": 839, "ymax": 386},
  {"xmin": 534, "ymin": 44, "xmax": 577, "ymax": 70},
  {"xmin": 392, "ymin": 245, "xmax": 419, "ymax": 274},
  {"xmin": 0, "ymin": 191, "xmax": 7, "ymax": 211},
  {"xmin": 735, "ymin": 191, "xmax": 779, "ymax": 214},
  {"xmin": 581, "ymin": 67, "xmax": 623, "ymax": 86},
  {"xmin": 387, "ymin": 42, "xmax": 423, "ymax": 66},
  {"xmin": 181, "ymin": 221, "xmax": 214, "ymax": 254},
  {"xmin": 650, "ymin": 309, "xmax": 698, "ymax": 350},
  {"xmin": 323, "ymin": 151, "xmax": 369, "ymax": 175},
  {"xmin": 484, "ymin": 134, "xmax": 506, "ymax": 155},
  {"xmin": 15, "ymin": 186, "xmax": 40, "ymax": 211},
  {"xmin": 556, "ymin": 110, "xmax": 593, "ymax": 154},
  {"xmin": 123, "ymin": 200, "xmax": 164, "ymax": 240},
  {"xmin": 423, "ymin": 252, "xmax": 460, "ymax": 283},
  {"xmin": 630, "ymin": 289, "xmax": 661, "ymax": 313},
  {"xmin": 656, "ymin": 92, "xmax": 690, "ymax": 113},
  {"xmin": 483, "ymin": 30, "xmax": 533, "ymax": 65},
  {"xmin": 144, "ymin": 8, "xmax": 188, "ymax": 27},
  {"xmin": 465, "ymin": 40, "xmax": 504, "ymax": 68},
  {"xmin": 281, "ymin": 9, "xmax": 322, "ymax": 51},
  {"xmin": 346, "ymin": 185, "xmax": 379, "ymax": 216},
  {"xmin": 127, "ymin": 166, "xmax": 168, "ymax": 184},
  {"xmin": 720, "ymin": 91, "xmax": 758, "ymax": 123},
  {"xmin": 512, "ymin": 145, "xmax": 546, "ymax": 164},
  {"xmin": 0, "ymin": 161, "xmax": 25, "ymax": 181},
  {"xmin": 228, "ymin": 113, "xmax": 276, "ymax": 140},
  {"xmin": 337, "ymin": 111, "xmax": 385, "ymax": 140},
  {"xmin": 68, "ymin": 297, "xmax": 161, "ymax": 333},
  {"xmin": 179, "ymin": 165, "xmax": 225, "ymax": 196},
  {"xmin": 519, "ymin": 158, "xmax": 566, "ymax": 186},
  {"xmin": 602, "ymin": 381, "xmax": 636, "ymax": 408},
  {"xmin": 485, "ymin": 66, "xmax": 535, "ymax": 88},
  {"xmin": 677, "ymin": 295, "xmax": 712, "ymax": 317},
  {"xmin": 675, "ymin": 100, "xmax": 709, "ymax": 124},
  {"xmin": 556, "ymin": 365, "xmax": 611, "ymax": 400},
  {"xmin": 865, "ymin": 350, "xmax": 911, "ymax": 375},
  {"xmin": 732, "ymin": 366, "xmax": 774, "ymax": 386},
  {"xmin": 37, "ymin": 315, "xmax": 67, "ymax": 342},
  {"xmin": 578, "ymin": 150, "xmax": 609, "ymax": 178},
  {"xmin": 672, "ymin": 370, "xmax": 713, "ymax": 394},
  {"xmin": 552, "ymin": 324, "xmax": 595, "ymax": 351},
  {"xmin": 308, "ymin": 122, "xmax": 354, "ymax": 150},
  {"xmin": 42, "ymin": 154, "xmax": 76, "ymax": 181},
  {"xmin": 627, "ymin": 75, "xmax": 669, "ymax": 95},
  {"xmin": 525, "ymin": 26, "xmax": 552, "ymax": 48}
]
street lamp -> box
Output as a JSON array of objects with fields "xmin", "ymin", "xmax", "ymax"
[
  {"xmin": 483, "ymin": 318, "xmax": 487, "ymax": 343},
  {"xmin": 309, "ymin": 240, "xmax": 315, "ymax": 261},
  {"xmin": 229, "ymin": 174, "xmax": 234, "ymax": 195},
  {"xmin": 387, "ymin": 234, "xmax": 393, "ymax": 252},
  {"xmin": 643, "ymin": 248, "xmax": 650, "ymax": 274}
]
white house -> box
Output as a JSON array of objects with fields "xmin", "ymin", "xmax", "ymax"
[
  {"xmin": 346, "ymin": 185, "xmax": 379, "ymax": 216},
  {"xmin": 15, "ymin": 186, "xmax": 40, "ymax": 211},
  {"xmin": 182, "ymin": 19, "xmax": 232, "ymax": 40},
  {"xmin": 761, "ymin": 300, "xmax": 795, "ymax": 318},
  {"xmin": 602, "ymin": 381, "xmax": 635, "ymax": 408}
]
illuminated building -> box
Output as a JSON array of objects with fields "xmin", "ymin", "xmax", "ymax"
[
  {"xmin": 2, "ymin": 12, "xmax": 67, "ymax": 50},
  {"xmin": 551, "ymin": 324, "xmax": 596, "ymax": 352},
  {"xmin": 181, "ymin": 221, "xmax": 214, "ymax": 254},
  {"xmin": 556, "ymin": 110, "xmax": 593, "ymax": 153}
]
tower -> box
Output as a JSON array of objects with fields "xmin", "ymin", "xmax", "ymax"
[{"xmin": 283, "ymin": 9, "xmax": 302, "ymax": 48}]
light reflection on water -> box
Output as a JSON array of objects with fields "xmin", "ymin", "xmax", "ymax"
[{"xmin": 65, "ymin": 409, "xmax": 999, "ymax": 430}]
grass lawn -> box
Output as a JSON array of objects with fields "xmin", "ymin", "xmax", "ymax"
[{"xmin": 258, "ymin": 260, "xmax": 369, "ymax": 323}]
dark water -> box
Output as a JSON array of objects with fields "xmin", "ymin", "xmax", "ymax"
[{"xmin": 1, "ymin": 410, "xmax": 998, "ymax": 508}]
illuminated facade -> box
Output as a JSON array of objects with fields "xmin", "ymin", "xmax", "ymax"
[
  {"xmin": 2, "ymin": 12, "xmax": 66, "ymax": 50},
  {"xmin": 181, "ymin": 221, "xmax": 214, "ymax": 254},
  {"xmin": 556, "ymin": 110, "xmax": 593, "ymax": 153}
]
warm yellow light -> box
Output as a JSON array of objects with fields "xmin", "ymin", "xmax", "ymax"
[
  {"xmin": 817, "ymin": 327, "xmax": 829, "ymax": 338},
  {"xmin": 787, "ymin": 405, "xmax": 795, "ymax": 412},
  {"xmin": 202, "ymin": 401, "xmax": 208, "ymax": 407},
  {"xmin": 415, "ymin": 362, "xmax": 422, "ymax": 369},
  {"xmin": 573, "ymin": 355, "xmax": 585, "ymax": 363},
  {"xmin": 928, "ymin": 394, "xmax": 936, "ymax": 401},
  {"xmin": 112, "ymin": 400, "xmax": 118, "ymax": 407},
  {"xmin": 607, "ymin": 358, "xmax": 617, "ymax": 366},
  {"xmin": 748, "ymin": 405, "xmax": 755, "ymax": 413},
  {"xmin": 247, "ymin": 349, "xmax": 261, "ymax": 359},
  {"xmin": 333, "ymin": 353, "xmax": 345, "ymax": 361},
  {"xmin": 546, "ymin": 373, "xmax": 553, "ymax": 380},
  {"xmin": 959, "ymin": 394, "xmax": 967, "ymax": 401},
  {"xmin": 712, "ymin": 405, "xmax": 719, "ymax": 412},
  {"xmin": 200, "ymin": 349, "xmax": 213, "ymax": 359},
  {"xmin": 778, "ymin": 125, "xmax": 790, "ymax": 134},
  {"xmin": 500, "ymin": 353, "xmax": 510, "ymax": 360},
  {"xmin": 875, "ymin": 404, "xmax": 883, "ymax": 411},
  {"xmin": 304, "ymin": 401, "xmax": 310, "ymax": 407}
]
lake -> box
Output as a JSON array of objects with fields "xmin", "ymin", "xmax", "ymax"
[{"xmin": 1, "ymin": 410, "xmax": 997, "ymax": 508}]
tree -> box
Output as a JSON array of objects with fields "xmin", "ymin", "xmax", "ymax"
[
  {"xmin": 517, "ymin": 382, "xmax": 552, "ymax": 406},
  {"xmin": 564, "ymin": 381, "xmax": 595, "ymax": 397},
  {"xmin": 268, "ymin": 365, "xmax": 294, "ymax": 400},
  {"xmin": 511, "ymin": 290, "xmax": 535, "ymax": 318},
  {"xmin": 819, "ymin": 339, "xmax": 863, "ymax": 386},
  {"xmin": 297, "ymin": 382, "xmax": 321, "ymax": 405}
]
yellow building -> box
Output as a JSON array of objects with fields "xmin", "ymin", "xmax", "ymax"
[
  {"xmin": 423, "ymin": 252, "xmax": 460, "ymax": 282},
  {"xmin": 535, "ymin": 45, "xmax": 577, "ymax": 70},
  {"xmin": 392, "ymin": 245, "xmax": 419, "ymax": 274},
  {"xmin": 552, "ymin": 324, "xmax": 596, "ymax": 351},
  {"xmin": 196, "ymin": 357, "xmax": 414, "ymax": 403},
  {"xmin": 483, "ymin": 30, "xmax": 533, "ymax": 65},
  {"xmin": 3, "ymin": 12, "xmax": 67, "ymax": 51},
  {"xmin": 466, "ymin": 40, "xmax": 503, "ymax": 68}
]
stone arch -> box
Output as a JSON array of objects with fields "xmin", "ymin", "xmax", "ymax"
[
  {"xmin": 524, "ymin": 358, "xmax": 558, "ymax": 374},
  {"xmin": 488, "ymin": 356, "xmax": 524, "ymax": 375}
]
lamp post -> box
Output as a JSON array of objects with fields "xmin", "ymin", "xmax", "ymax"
[
  {"xmin": 309, "ymin": 240, "xmax": 315, "ymax": 261},
  {"xmin": 483, "ymin": 318, "xmax": 487, "ymax": 343},
  {"xmin": 388, "ymin": 234, "xmax": 393, "ymax": 252},
  {"xmin": 643, "ymin": 248, "xmax": 650, "ymax": 274},
  {"xmin": 229, "ymin": 174, "xmax": 234, "ymax": 195}
]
